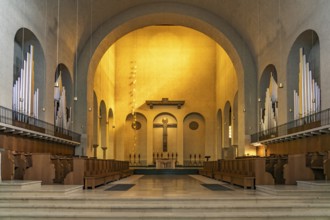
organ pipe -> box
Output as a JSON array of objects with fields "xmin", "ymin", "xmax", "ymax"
[
  {"xmin": 293, "ymin": 48, "xmax": 320, "ymax": 120},
  {"xmin": 12, "ymin": 45, "xmax": 39, "ymax": 119},
  {"xmin": 54, "ymin": 71, "xmax": 71, "ymax": 130},
  {"xmin": 260, "ymin": 73, "xmax": 278, "ymax": 134}
]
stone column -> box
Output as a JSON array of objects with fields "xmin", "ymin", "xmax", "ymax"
[
  {"xmin": 92, "ymin": 144, "xmax": 99, "ymax": 158},
  {"xmin": 101, "ymin": 146, "xmax": 107, "ymax": 159}
]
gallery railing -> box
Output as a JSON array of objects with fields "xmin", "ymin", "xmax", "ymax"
[
  {"xmin": 0, "ymin": 105, "xmax": 81, "ymax": 143},
  {"xmin": 251, "ymin": 108, "xmax": 330, "ymax": 143}
]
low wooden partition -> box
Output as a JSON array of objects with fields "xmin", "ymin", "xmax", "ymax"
[
  {"xmin": 24, "ymin": 153, "xmax": 55, "ymax": 184},
  {"xmin": 284, "ymin": 154, "xmax": 315, "ymax": 185},
  {"xmin": 324, "ymin": 158, "xmax": 330, "ymax": 180},
  {"xmin": 64, "ymin": 158, "xmax": 85, "ymax": 185},
  {"xmin": 1, "ymin": 149, "xmax": 15, "ymax": 180},
  {"xmin": 51, "ymin": 156, "xmax": 86, "ymax": 185}
]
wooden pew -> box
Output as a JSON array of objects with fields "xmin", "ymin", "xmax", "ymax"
[
  {"xmin": 199, "ymin": 161, "xmax": 217, "ymax": 178},
  {"xmin": 84, "ymin": 159, "xmax": 133, "ymax": 189},
  {"xmin": 214, "ymin": 159, "xmax": 256, "ymax": 189}
]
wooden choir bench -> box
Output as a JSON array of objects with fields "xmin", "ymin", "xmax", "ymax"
[
  {"xmin": 214, "ymin": 159, "xmax": 255, "ymax": 189},
  {"xmin": 84, "ymin": 159, "xmax": 132, "ymax": 189}
]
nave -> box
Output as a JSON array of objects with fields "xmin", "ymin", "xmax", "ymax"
[{"xmin": 1, "ymin": 174, "xmax": 330, "ymax": 219}]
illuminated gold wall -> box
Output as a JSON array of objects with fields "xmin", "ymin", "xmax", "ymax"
[
  {"xmin": 215, "ymin": 44, "xmax": 238, "ymax": 157},
  {"xmin": 115, "ymin": 26, "xmax": 217, "ymax": 162},
  {"xmin": 93, "ymin": 26, "xmax": 238, "ymax": 162}
]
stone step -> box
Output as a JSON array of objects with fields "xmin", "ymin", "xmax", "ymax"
[
  {"xmin": 0, "ymin": 184, "xmax": 83, "ymax": 196},
  {"xmin": 0, "ymin": 180, "xmax": 42, "ymax": 190},
  {"xmin": 1, "ymin": 202, "xmax": 330, "ymax": 210},
  {"xmin": 256, "ymin": 184, "xmax": 330, "ymax": 196},
  {"xmin": 1, "ymin": 208, "xmax": 330, "ymax": 219},
  {"xmin": 297, "ymin": 180, "xmax": 330, "ymax": 189},
  {"xmin": 1, "ymin": 195, "xmax": 330, "ymax": 204}
]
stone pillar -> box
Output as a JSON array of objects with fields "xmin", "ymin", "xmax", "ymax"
[
  {"xmin": 93, "ymin": 144, "xmax": 99, "ymax": 158},
  {"xmin": 101, "ymin": 146, "xmax": 107, "ymax": 159}
]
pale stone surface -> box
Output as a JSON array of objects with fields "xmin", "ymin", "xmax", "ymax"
[{"xmin": 1, "ymin": 175, "xmax": 330, "ymax": 219}]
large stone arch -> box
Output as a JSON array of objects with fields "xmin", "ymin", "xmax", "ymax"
[{"xmin": 75, "ymin": 2, "xmax": 257, "ymax": 155}]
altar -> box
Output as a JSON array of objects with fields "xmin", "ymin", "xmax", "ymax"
[{"xmin": 156, "ymin": 159, "xmax": 176, "ymax": 169}]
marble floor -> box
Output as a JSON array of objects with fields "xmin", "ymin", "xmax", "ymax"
[{"xmin": 80, "ymin": 175, "xmax": 260, "ymax": 199}]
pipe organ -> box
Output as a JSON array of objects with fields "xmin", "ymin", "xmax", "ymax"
[
  {"xmin": 293, "ymin": 48, "xmax": 320, "ymax": 120},
  {"xmin": 260, "ymin": 73, "xmax": 278, "ymax": 133},
  {"xmin": 54, "ymin": 72, "xmax": 71, "ymax": 130},
  {"xmin": 12, "ymin": 45, "xmax": 39, "ymax": 119}
]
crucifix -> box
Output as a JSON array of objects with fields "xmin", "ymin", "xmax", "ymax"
[{"xmin": 154, "ymin": 117, "xmax": 177, "ymax": 152}]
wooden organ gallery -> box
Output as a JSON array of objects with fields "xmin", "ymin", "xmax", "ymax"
[{"xmin": 0, "ymin": 0, "xmax": 330, "ymax": 192}]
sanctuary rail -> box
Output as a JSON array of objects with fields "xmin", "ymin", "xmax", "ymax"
[
  {"xmin": 0, "ymin": 105, "xmax": 80, "ymax": 142},
  {"xmin": 251, "ymin": 108, "xmax": 330, "ymax": 142}
]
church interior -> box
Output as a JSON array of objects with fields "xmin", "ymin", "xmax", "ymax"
[{"xmin": 1, "ymin": 0, "xmax": 330, "ymax": 219}]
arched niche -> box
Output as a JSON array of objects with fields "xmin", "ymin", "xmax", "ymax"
[
  {"xmin": 223, "ymin": 101, "xmax": 232, "ymax": 148},
  {"xmin": 259, "ymin": 65, "xmax": 277, "ymax": 109},
  {"xmin": 153, "ymin": 113, "xmax": 177, "ymax": 156},
  {"xmin": 259, "ymin": 64, "xmax": 278, "ymax": 131},
  {"xmin": 216, "ymin": 109, "xmax": 222, "ymax": 159},
  {"xmin": 287, "ymin": 30, "xmax": 320, "ymax": 121},
  {"xmin": 92, "ymin": 91, "xmax": 98, "ymax": 146},
  {"xmin": 233, "ymin": 92, "xmax": 238, "ymax": 146},
  {"xmin": 223, "ymin": 101, "xmax": 237, "ymax": 159},
  {"xmin": 13, "ymin": 28, "xmax": 45, "ymax": 119},
  {"xmin": 125, "ymin": 112, "xmax": 147, "ymax": 165},
  {"xmin": 54, "ymin": 64, "xmax": 72, "ymax": 130},
  {"xmin": 108, "ymin": 108, "xmax": 115, "ymax": 159},
  {"xmin": 99, "ymin": 100, "xmax": 107, "ymax": 158},
  {"xmin": 183, "ymin": 112, "xmax": 205, "ymax": 166}
]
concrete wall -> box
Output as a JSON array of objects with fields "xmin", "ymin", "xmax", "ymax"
[{"xmin": 1, "ymin": 0, "xmax": 330, "ymax": 157}]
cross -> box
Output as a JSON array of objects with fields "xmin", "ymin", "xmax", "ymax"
[{"xmin": 154, "ymin": 117, "xmax": 177, "ymax": 152}]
